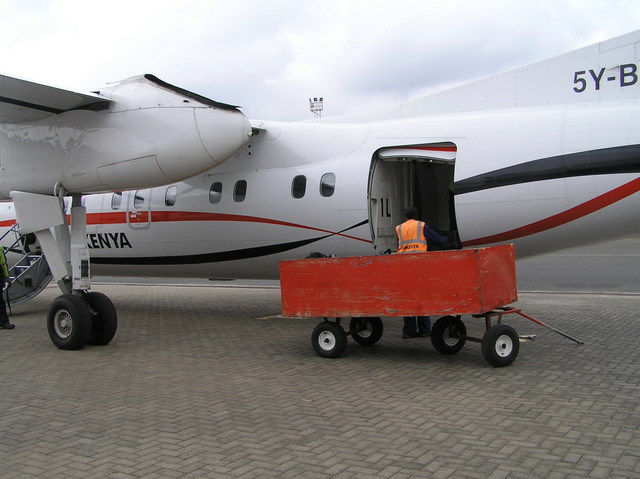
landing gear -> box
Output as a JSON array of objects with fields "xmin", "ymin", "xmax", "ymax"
[
  {"xmin": 86, "ymin": 292, "xmax": 118, "ymax": 346},
  {"xmin": 48, "ymin": 294, "xmax": 91, "ymax": 350},
  {"xmin": 12, "ymin": 190, "xmax": 118, "ymax": 350},
  {"xmin": 46, "ymin": 292, "xmax": 117, "ymax": 350}
]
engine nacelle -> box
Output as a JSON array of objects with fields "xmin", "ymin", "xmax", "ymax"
[{"xmin": 0, "ymin": 74, "xmax": 251, "ymax": 197}]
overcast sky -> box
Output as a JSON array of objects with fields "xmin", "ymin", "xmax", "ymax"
[{"xmin": 1, "ymin": 0, "xmax": 639, "ymax": 121}]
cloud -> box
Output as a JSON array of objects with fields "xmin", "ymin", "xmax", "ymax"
[{"xmin": 1, "ymin": 0, "xmax": 639, "ymax": 120}]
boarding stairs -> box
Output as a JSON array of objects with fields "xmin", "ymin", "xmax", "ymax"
[{"xmin": 1, "ymin": 224, "xmax": 52, "ymax": 305}]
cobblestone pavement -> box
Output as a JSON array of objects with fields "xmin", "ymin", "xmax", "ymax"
[{"xmin": 0, "ymin": 284, "xmax": 639, "ymax": 478}]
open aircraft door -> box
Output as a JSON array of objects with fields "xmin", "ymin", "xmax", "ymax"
[{"xmin": 368, "ymin": 143, "xmax": 458, "ymax": 253}]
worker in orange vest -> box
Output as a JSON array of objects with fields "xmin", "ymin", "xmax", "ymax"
[{"xmin": 395, "ymin": 206, "xmax": 448, "ymax": 338}]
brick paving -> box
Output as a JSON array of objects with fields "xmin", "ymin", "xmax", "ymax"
[{"xmin": 0, "ymin": 283, "xmax": 639, "ymax": 478}]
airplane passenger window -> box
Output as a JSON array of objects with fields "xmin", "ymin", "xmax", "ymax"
[
  {"xmin": 320, "ymin": 173, "xmax": 336, "ymax": 197},
  {"xmin": 292, "ymin": 175, "xmax": 306, "ymax": 199},
  {"xmin": 134, "ymin": 190, "xmax": 145, "ymax": 209},
  {"xmin": 209, "ymin": 182, "xmax": 223, "ymax": 204},
  {"xmin": 234, "ymin": 180, "xmax": 247, "ymax": 202},
  {"xmin": 111, "ymin": 192, "xmax": 123, "ymax": 210},
  {"xmin": 165, "ymin": 186, "xmax": 177, "ymax": 207}
]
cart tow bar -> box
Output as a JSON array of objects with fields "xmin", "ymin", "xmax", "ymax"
[{"xmin": 503, "ymin": 308, "xmax": 584, "ymax": 345}]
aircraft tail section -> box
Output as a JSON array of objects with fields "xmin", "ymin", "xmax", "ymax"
[{"xmin": 334, "ymin": 30, "xmax": 640, "ymax": 123}]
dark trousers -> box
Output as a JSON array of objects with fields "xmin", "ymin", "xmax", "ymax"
[
  {"xmin": 0, "ymin": 278, "xmax": 9, "ymax": 325},
  {"xmin": 403, "ymin": 316, "xmax": 431, "ymax": 336}
]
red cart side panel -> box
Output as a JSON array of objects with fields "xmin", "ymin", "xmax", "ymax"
[{"xmin": 280, "ymin": 244, "xmax": 517, "ymax": 318}]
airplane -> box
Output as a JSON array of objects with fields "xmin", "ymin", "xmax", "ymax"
[
  {"xmin": 2, "ymin": 30, "xmax": 640, "ymax": 351},
  {"xmin": 0, "ymin": 73, "xmax": 252, "ymax": 347}
]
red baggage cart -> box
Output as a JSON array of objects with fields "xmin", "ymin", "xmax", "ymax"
[{"xmin": 280, "ymin": 244, "xmax": 541, "ymax": 366}]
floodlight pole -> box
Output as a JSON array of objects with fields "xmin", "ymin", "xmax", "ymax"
[{"xmin": 309, "ymin": 97, "xmax": 323, "ymax": 118}]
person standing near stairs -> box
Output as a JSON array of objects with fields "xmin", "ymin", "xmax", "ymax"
[{"xmin": 0, "ymin": 245, "xmax": 14, "ymax": 329}]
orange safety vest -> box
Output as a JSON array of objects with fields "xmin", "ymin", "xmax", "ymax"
[{"xmin": 395, "ymin": 219, "xmax": 428, "ymax": 253}]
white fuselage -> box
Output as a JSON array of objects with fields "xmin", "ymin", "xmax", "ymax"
[
  {"xmin": 2, "ymin": 32, "xmax": 640, "ymax": 281},
  {"xmin": 42, "ymin": 98, "xmax": 640, "ymax": 279}
]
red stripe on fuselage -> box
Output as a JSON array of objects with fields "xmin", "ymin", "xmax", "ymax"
[
  {"xmin": 463, "ymin": 176, "xmax": 640, "ymax": 246},
  {"xmin": 12, "ymin": 176, "xmax": 635, "ymax": 249},
  {"xmin": 86, "ymin": 210, "xmax": 371, "ymax": 243},
  {"xmin": 86, "ymin": 212, "xmax": 128, "ymax": 225},
  {"xmin": 405, "ymin": 146, "xmax": 457, "ymax": 152}
]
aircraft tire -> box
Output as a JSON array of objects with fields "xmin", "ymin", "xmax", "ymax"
[
  {"xmin": 481, "ymin": 324, "xmax": 519, "ymax": 367},
  {"xmin": 349, "ymin": 317, "xmax": 383, "ymax": 346},
  {"xmin": 47, "ymin": 294, "xmax": 91, "ymax": 350},
  {"xmin": 431, "ymin": 316, "xmax": 466, "ymax": 354},
  {"xmin": 311, "ymin": 321, "xmax": 347, "ymax": 358},
  {"xmin": 85, "ymin": 292, "xmax": 118, "ymax": 346}
]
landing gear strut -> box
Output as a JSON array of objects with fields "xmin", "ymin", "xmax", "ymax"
[{"xmin": 12, "ymin": 189, "xmax": 117, "ymax": 350}]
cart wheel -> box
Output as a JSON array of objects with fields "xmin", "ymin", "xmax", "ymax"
[
  {"xmin": 349, "ymin": 317, "xmax": 383, "ymax": 346},
  {"xmin": 312, "ymin": 321, "xmax": 348, "ymax": 358},
  {"xmin": 481, "ymin": 324, "xmax": 519, "ymax": 367},
  {"xmin": 431, "ymin": 316, "xmax": 467, "ymax": 354}
]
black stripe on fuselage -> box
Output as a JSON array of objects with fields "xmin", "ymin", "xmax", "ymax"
[
  {"xmin": 90, "ymin": 220, "xmax": 369, "ymax": 265},
  {"xmin": 454, "ymin": 144, "xmax": 640, "ymax": 195}
]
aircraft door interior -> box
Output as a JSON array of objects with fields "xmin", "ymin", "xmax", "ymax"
[{"xmin": 368, "ymin": 143, "xmax": 459, "ymax": 252}]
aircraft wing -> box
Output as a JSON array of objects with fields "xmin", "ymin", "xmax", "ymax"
[{"xmin": 0, "ymin": 73, "xmax": 111, "ymax": 123}]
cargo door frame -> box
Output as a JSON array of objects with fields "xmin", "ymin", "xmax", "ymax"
[{"xmin": 367, "ymin": 142, "xmax": 458, "ymax": 253}]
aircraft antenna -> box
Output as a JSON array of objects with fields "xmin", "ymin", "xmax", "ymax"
[{"xmin": 309, "ymin": 96, "xmax": 324, "ymax": 118}]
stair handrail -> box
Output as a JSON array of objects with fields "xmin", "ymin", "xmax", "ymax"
[
  {"xmin": 1, "ymin": 223, "xmax": 42, "ymax": 287},
  {"xmin": 0, "ymin": 223, "xmax": 28, "ymax": 256}
]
